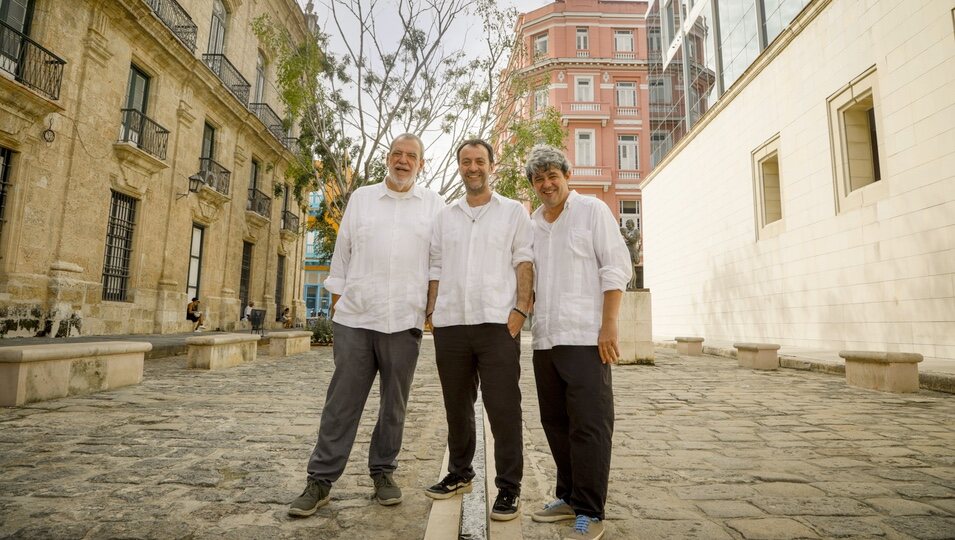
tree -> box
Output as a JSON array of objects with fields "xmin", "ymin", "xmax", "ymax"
[{"xmin": 492, "ymin": 106, "xmax": 566, "ymax": 208}]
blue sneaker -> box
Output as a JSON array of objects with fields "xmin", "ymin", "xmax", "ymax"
[
  {"xmin": 532, "ymin": 498, "xmax": 575, "ymax": 522},
  {"xmin": 563, "ymin": 515, "xmax": 604, "ymax": 539}
]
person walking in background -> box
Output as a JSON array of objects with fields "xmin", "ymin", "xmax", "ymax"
[
  {"xmin": 288, "ymin": 133, "xmax": 444, "ymax": 517},
  {"xmin": 524, "ymin": 144, "xmax": 631, "ymax": 540},
  {"xmin": 424, "ymin": 139, "xmax": 534, "ymax": 521}
]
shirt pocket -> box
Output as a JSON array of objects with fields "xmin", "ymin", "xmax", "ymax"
[{"xmin": 569, "ymin": 228, "xmax": 593, "ymax": 259}]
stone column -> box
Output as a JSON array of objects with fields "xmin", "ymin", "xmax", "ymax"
[{"xmin": 618, "ymin": 289, "xmax": 654, "ymax": 365}]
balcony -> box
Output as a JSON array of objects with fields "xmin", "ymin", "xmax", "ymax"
[
  {"xmin": 572, "ymin": 167, "xmax": 604, "ymax": 177},
  {"xmin": 249, "ymin": 102, "xmax": 284, "ymax": 141},
  {"xmin": 282, "ymin": 136, "xmax": 299, "ymax": 152},
  {"xmin": 576, "ymin": 50, "xmax": 590, "ymax": 58},
  {"xmin": 145, "ymin": 0, "xmax": 197, "ymax": 53},
  {"xmin": 202, "ymin": 53, "xmax": 250, "ymax": 106},
  {"xmin": 614, "ymin": 106, "xmax": 639, "ymax": 116},
  {"xmin": 118, "ymin": 109, "xmax": 169, "ymax": 160},
  {"xmin": 561, "ymin": 102, "xmax": 610, "ymax": 118},
  {"xmin": 0, "ymin": 20, "xmax": 66, "ymax": 101},
  {"xmin": 198, "ymin": 157, "xmax": 231, "ymax": 196},
  {"xmin": 618, "ymin": 170, "xmax": 641, "ymax": 181},
  {"xmin": 281, "ymin": 210, "xmax": 299, "ymax": 233},
  {"xmin": 615, "ymin": 51, "xmax": 636, "ymax": 60},
  {"xmin": 247, "ymin": 187, "xmax": 272, "ymax": 218}
]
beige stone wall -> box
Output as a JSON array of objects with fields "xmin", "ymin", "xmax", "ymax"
[
  {"xmin": 0, "ymin": 0, "xmax": 309, "ymax": 337},
  {"xmin": 640, "ymin": 0, "xmax": 955, "ymax": 360}
]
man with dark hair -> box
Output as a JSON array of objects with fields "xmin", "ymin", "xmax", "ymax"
[
  {"xmin": 524, "ymin": 144, "xmax": 631, "ymax": 540},
  {"xmin": 289, "ymin": 133, "xmax": 444, "ymax": 517},
  {"xmin": 424, "ymin": 138, "xmax": 533, "ymax": 520}
]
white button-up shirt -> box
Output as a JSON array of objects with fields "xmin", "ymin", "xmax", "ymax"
[
  {"xmin": 531, "ymin": 190, "xmax": 632, "ymax": 350},
  {"xmin": 324, "ymin": 182, "xmax": 445, "ymax": 333},
  {"xmin": 430, "ymin": 192, "xmax": 533, "ymax": 327}
]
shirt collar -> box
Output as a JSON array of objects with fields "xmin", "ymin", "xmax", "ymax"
[
  {"xmin": 454, "ymin": 191, "xmax": 499, "ymax": 213},
  {"xmin": 376, "ymin": 180, "xmax": 424, "ymax": 200},
  {"xmin": 532, "ymin": 190, "xmax": 578, "ymax": 222}
]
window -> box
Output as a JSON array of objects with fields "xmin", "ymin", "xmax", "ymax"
[
  {"xmin": 663, "ymin": 1, "xmax": 677, "ymax": 46},
  {"xmin": 305, "ymin": 284, "xmax": 318, "ymax": 318},
  {"xmin": 533, "ymin": 33, "xmax": 548, "ymax": 58},
  {"xmin": 201, "ymin": 122, "xmax": 215, "ymax": 160},
  {"xmin": 239, "ymin": 241, "xmax": 253, "ymax": 319},
  {"xmin": 0, "ymin": 147, "xmax": 12, "ymax": 242},
  {"xmin": 575, "ymin": 130, "xmax": 595, "ymax": 167},
  {"xmin": 186, "ymin": 224, "xmax": 204, "ymax": 300},
  {"xmin": 616, "ymin": 82, "xmax": 637, "ymax": 107},
  {"xmin": 0, "ymin": 0, "xmax": 33, "ymax": 74},
  {"xmin": 828, "ymin": 67, "xmax": 885, "ymax": 213},
  {"xmin": 275, "ymin": 254, "xmax": 285, "ymax": 321},
  {"xmin": 619, "ymin": 200, "xmax": 640, "ymax": 228},
  {"xmin": 208, "ymin": 0, "xmax": 228, "ymax": 54},
  {"xmin": 762, "ymin": 0, "xmax": 811, "ymax": 45},
  {"xmin": 254, "ymin": 51, "xmax": 266, "ymax": 103},
  {"xmin": 102, "ymin": 191, "xmax": 137, "ymax": 302},
  {"xmin": 121, "ymin": 65, "xmax": 150, "ymax": 146},
  {"xmin": 649, "ymin": 78, "xmax": 671, "ymax": 103},
  {"xmin": 574, "ymin": 76, "xmax": 593, "ymax": 102},
  {"xmin": 614, "ymin": 29, "xmax": 634, "ymax": 52},
  {"xmin": 618, "ymin": 135, "xmax": 638, "ymax": 170},
  {"xmin": 534, "ymin": 87, "xmax": 548, "ymax": 112},
  {"xmin": 576, "ymin": 27, "xmax": 589, "ymax": 50},
  {"xmin": 648, "ymin": 29, "xmax": 661, "ymax": 52},
  {"xmin": 751, "ymin": 135, "xmax": 783, "ymax": 236}
]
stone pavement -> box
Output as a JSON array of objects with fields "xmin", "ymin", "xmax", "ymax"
[{"xmin": 1, "ymin": 338, "xmax": 954, "ymax": 539}]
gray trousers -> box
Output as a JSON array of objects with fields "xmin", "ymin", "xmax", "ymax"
[
  {"xmin": 307, "ymin": 323, "xmax": 422, "ymax": 483},
  {"xmin": 433, "ymin": 323, "xmax": 523, "ymax": 493}
]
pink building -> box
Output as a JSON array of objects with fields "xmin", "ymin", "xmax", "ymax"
[{"xmin": 502, "ymin": 0, "xmax": 649, "ymax": 270}]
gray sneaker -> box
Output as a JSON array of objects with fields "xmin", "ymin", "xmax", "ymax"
[
  {"xmin": 288, "ymin": 478, "xmax": 331, "ymax": 517},
  {"xmin": 372, "ymin": 472, "xmax": 403, "ymax": 506},
  {"xmin": 532, "ymin": 498, "xmax": 575, "ymax": 522}
]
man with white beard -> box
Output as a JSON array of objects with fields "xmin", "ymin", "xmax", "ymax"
[{"xmin": 289, "ymin": 133, "xmax": 445, "ymax": 517}]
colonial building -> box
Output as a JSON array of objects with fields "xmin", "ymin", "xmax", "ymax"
[
  {"xmin": 500, "ymin": 0, "xmax": 650, "ymax": 284},
  {"xmin": 0, "ymin": 0, "xmax": 311, "ymax": 337},
  {"xmin": 642, "ymin": 0, "xmax": 955, "ymax": 360},
  {"xmin": 303, "ymin": 189, "xmax": 331, "ymax": 319}
]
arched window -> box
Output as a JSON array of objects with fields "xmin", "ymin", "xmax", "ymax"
[{"xmin": 208, "ymin": 0, "xmax": 228, "ymax": 54}]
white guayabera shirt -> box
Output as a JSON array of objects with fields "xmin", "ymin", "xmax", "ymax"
[
  {"xmin": 531, "ymin": 190, "xmax": 632, "ymax": 350},
  {"xmin": 429, "ymin": 192, "xmax": 534, "ymax": 327},
  {"xmin": 324, "ymin": 182, "xmax": 445, "ymax": 333}
]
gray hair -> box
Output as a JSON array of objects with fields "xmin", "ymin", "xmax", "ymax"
[
  {"xmin": 390, "ymin": 132, "xmax": 424, "ymax": 156},
  {"xmin": 524, "ymin": 144, "xmax": 570, "ymax": 182}
]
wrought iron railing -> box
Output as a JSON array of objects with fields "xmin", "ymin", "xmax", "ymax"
[
  {"xmin": 281, "ymin": 210, "xmax": 299, "ymax": 232},
  {"xmin": 281, "ymin": 137, "xmax": 299, "ymax": 152},
  {"xmin": 145, "ymin": 0, "xmax": 197, "ymax": 52},
  {"xmin": 247, "ymin": 187, "xmax": 271, "ymax": 218},
  {"xmin": 198, "ymin": 157, "xmax": 231, "ymax": 196},
  {"xmin": 202, "ymin": 53, "xmax": 250, "ymax": 106},
  {"xmin": 0, "ymin": 20, "xmax": 65, "ymax": 101},
  {"xmin": 118, "ymin": 109, "xmax": 169, "ymax": 160},
  {"xmin": 249, "ymin": 102, "xmax": 284, "ymax": 142}
]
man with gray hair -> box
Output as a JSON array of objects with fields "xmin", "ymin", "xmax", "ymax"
[
  {"xmin": 289, "ymin": 133, "xmax": 444, "ymax": 517},
  {"xmin": 524, "ymin": 144, "xmax": 631, "ymax": 540}
]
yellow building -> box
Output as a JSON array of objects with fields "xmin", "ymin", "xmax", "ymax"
[{"xmin": 0, "ymin": 0, "xmax": 312, "ymax": 337}]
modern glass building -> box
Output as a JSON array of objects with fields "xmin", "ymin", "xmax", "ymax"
[{"xmin": 647, "ymin": 0, "xmax": 810, "ymax": 166}]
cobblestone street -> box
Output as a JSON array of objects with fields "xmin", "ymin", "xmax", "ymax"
[{"xmin": 1, "ymin": 337, "xmax": 953, "ymax": 539}]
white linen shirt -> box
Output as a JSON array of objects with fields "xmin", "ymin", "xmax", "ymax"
[
  {"xmin": 324, "ymin": 182, "xmax": 445, "ymax": 333},
  {"xmin": 531, "ymin": 190, "xmax": 632, "ymax": 350},
  {"xmin": 429, "ymin": 192, "xmax": 533, "ymax": 327}
]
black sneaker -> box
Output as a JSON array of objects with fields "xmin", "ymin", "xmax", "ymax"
[
  {"xmin": 490, "ymin": 489, "xmax": 521, "ymax": 521},
  {"xmin": 288, "ymin": 478, "xmax": 331, "ymax": 517},
  {"xmin": 424, "ymin": 472, "xmax": 473, "ymax": 500},
  {"xmin": 372, "ymin": 472, "xmax": 403, "ymax": 506}
]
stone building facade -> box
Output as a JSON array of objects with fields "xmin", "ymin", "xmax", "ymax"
[
  {"xmin": 641, "ymin": 0, "xmax": 955, "ymax": 360},
  {"xmin": 500, "ymin": 0, "xmax": 650, "ymax": 284},
  {"xmin": 0, "ymin": 0, "xmax": 311, "ymax": 337}
]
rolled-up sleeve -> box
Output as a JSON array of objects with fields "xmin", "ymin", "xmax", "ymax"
[
  {"xmin": 511, "ymin": 208, "xmax": 534, "ymax": 267},
  {"xmin": 593, "ymin": 204, "xmax": 632, "ymax": 293},
  {"xmin": 322, "ymin": 197, "xmax": 354, "ymax": 295}
]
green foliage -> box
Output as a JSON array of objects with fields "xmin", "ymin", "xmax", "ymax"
[
  {"xmin": 493, "ymin": 107, "xmax": 567, "ymax": 208},
  {"xmin": 310, "ymin": 317, "xmax": 334, "ymax": 345}
]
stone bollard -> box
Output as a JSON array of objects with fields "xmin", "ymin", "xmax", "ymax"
[
  {"xmin": 733, "ymin": 342, "xmax": 781, "ymax": 370},
  {"xmin": 839, "ymin": 351, "xmax": 923, "ymax": 393},
  {"xmin": 675, "ymin": 336, "xmax": 704, "ymax": 356},
  {"xmin": 618, "ymin": 290, "xmax": 654, "ymax": 365}
]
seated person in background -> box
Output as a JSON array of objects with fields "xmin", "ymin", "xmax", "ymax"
[
  {"xmin": 282, "ymin": 307, "xmax": 293, "ymax": 328},
  {"xmin": 187, "ymin": 297, "xmax": 206, "ymax": 331},
  {"xmin": 243, "ymin": 301, "xmax": 255, "ymax": 321}
]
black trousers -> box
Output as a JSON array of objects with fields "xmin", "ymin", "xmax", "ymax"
[
  {"xmin": 433, "ymin": 324, "xmax": 523, "ymax": 493},
  {"xmin": 533, "ymin": 346, "xmax": 614, "ymax": 519}
]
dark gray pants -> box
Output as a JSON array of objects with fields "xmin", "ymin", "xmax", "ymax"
[
  {"xmin": 307, "ymin": 323, "xmax": 422, "ymax": 483},
  {"xmin": 533, "ymin": 346, "xmax": 614, "ymax": 519},
  {"xmin": 433, "ymin": 323, "xmax": 523, "ymax": 493}
]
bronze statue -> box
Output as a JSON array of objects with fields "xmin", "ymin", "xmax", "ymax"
[{"xmin": 620, "ymin": 219, "xmax": 641, "ymax": 291}]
